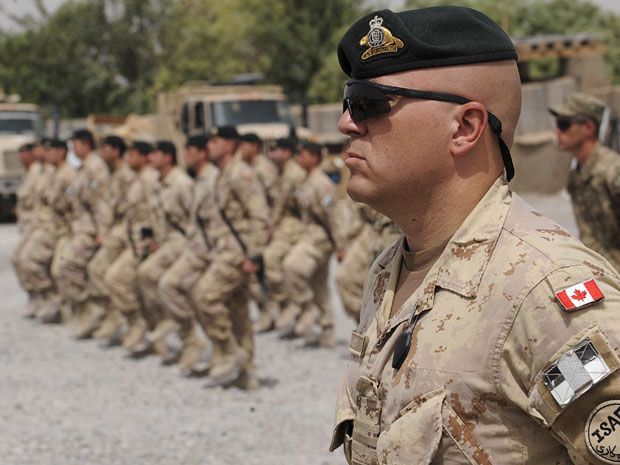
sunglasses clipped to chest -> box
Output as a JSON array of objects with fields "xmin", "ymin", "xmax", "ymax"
[{"xmin": 342, "ymin": 79, "xmax": 516, "ymax": 182}]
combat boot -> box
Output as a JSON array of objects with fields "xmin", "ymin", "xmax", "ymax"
[
  {"xmin": 277, "ymin": 302, "xmax": 302, "ymax": 339},
  {"xmin": 59, "ymin": 301, "xmax": 74, "ymax": 325},
  {"xmin": 23, "ymin": 293, "xmax": 41, "ymax": 319},
  {"xmin": 122, "ymin": 313, "xmax": 148, "ymax": 352},
  {"xmin": 304, "ymin": 325, "xmax": 336, "ymax": 348},
  {"xmin": 203, "ymin": 344, "xmax": 247, "ymax": 389},
  {"xmin": 178, "ymin": 327, "xmax": 210, "ymax": 376},
  {"xmin": 36, "ymin": 292, "xmax": 62, "ymax": 324},
  {"xmin": 74, "ymin": 299, "xmax": 105, "ymax": 340},
  {"xmin": 93, "ymin": 309, "xmax": 125, "ymax": 346},
  {"xmin": 294, "ymin": 304, "xmax": 320, "ymax": 338},
  {"xmin": 232, "ymin": 364, "xmax": 259, "ymax": 391},
  {"xmin": 131, "ymin": 318, "xmax": 180, "ymax": 359},
  {"xmin": 254, "ymin": 310, "xmax": 274, "ymax": 334}
]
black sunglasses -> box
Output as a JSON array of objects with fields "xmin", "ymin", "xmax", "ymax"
[
  {"xmin": 342, "ymin": 79, "xmax": 515, "ymax": 181},
  {"xmin": 555, "ymin": 117, "xmax": 586, "ymax": 132}
]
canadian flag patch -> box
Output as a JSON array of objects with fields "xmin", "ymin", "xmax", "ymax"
[{"xmin": 555, "ymin": 279, "xmax": 605, "ymax": 312}]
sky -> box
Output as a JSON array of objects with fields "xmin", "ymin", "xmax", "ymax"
[{"xmin": 1, "ymin": 0, "xmax": 620, "ymax": 31}]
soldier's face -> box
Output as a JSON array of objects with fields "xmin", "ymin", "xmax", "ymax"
[
  {"xmin": 18, "ymin": 150, "xmax": 34, "ymax": 167},
  {"xmin": 149, "ymin": 149, "xmax": 167, "ymax": 170},
  {"xmin": 72, "ymin": 139, "xmax": 91, "ymax": 158},
  {"xmin": 50, "ymin": 147, "xmax": 66, "ymax": 165},
  {"xmin": 126, "ymin": 149, "xmax": 145, "ymax": 171},
  {"xmin": 555, "ymin": 119, "xmax": 594, "ymax": 152},
  {"xmin": 338, "ymin": 71, "xmax": 452, "ymax": 211},
  {"xmin": 208, "ymin": 136, "xmax": 227, "ymax": 161},
  {"xmin": 184, "ymin": 145, "xmax": 203, "ymax": 169},
  {"xmin": 297, "ymin": 149, "xmax": 319, "ymax": 172},
  {"xmin": 32, "ymin": 144, "xmax": 45, "ymax": 162},
  {"xmin": 270, "ymin": 147, "xmax": 291, "ymax": 166},
  {"xmin": 239, "ymin": 142, "xmax": 259, "ymax": 161},
  {"xmin": 100, "ymin": 143, "xmax": 115, "ymax": 163}
]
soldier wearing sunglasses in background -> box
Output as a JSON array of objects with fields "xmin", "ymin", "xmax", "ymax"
[
  {"xmin": 550, "ymin": 93, "xmax": 620, "ymax": 273},
  {"xmin": 332, "ymin": 6, "xmax": 620, "ymax": 465}
]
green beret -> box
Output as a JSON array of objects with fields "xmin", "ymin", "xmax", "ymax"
[
  {"xmin": 338, "ymin": 6, "xmax": 517, "ymax": 79},
  {"xmin": 208, "ymin": 126, "xmax": 239, "ymax": 141},
  {"xmin": 130, "ymin": 140, "xmax": 153, "ymax": 156},
  {"xmin": 239, "ymin": 133, "xmax": 261, "ymax": 144},
  {"xmin": 186, "ymin": 135, "xmax": 208, "ymax": 149},
  {"xmin": 156, "ymin": 140, "xmax": 177, "ymax": 158},
  {"xmin": 102, "ymin": 135, "xmax": 126, "ymax": 154}
]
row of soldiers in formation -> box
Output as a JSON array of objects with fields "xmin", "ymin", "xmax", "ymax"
[{"xmin": 11, "ymin": 126, "xmax": 400, "ymax": 390}]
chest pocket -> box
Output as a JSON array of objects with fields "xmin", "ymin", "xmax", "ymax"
[{"xmin": 375, "ymin": 387, "xmax": 496, "ymax": 465}]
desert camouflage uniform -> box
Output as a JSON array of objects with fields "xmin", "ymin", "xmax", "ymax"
[
  {"xmin": 337, "ymin": 204, "xmax": 401, "ymax": 322},
  {"xmin": 159, "ymin": 163, "xmax": 219, "ymax": 370},
  {"xmin": 191, "ymin": 156, "xmax": 269, "ymax": 388},
  {"xmin": 567, "ymin": 143, "xmax": 620, "ymax": 272},
  {"xmin": 331, "ymin": 177, "xmax": 620, "ymax": 465},
  {"xmin": 279, "ymin": 166, "xmax": 346, "ymax": 345},
  {"xmin": 87, "ymin": 161, "xmax": 136, "ymax": 338},
  {"xmin": 256, "ymin": 158, "xmax": 306, "ymax": 332},
  {"xmin": 136, "ymin": 166, "xmax": 193, "ymax": 353},
  {"xmin": 104, "ymin": 166, "xmax": 159, "ymax": 350},
  {"xmin": 55, "ymin": 152, "xmax": 110, "ymax": 330},
  {"xmin": 22, "ymin": 162, "xmax": 76, "ymax": 321},
  {"xmin": 12, "ymin": 160, "xmax": 43, "ymax": 292}
]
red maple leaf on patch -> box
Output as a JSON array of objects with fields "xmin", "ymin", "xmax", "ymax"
[{"xmin": 571, "ymin": 289, "xmax": 588, "ymax": 301}]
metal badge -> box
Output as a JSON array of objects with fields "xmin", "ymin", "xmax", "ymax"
[
  {"xmin": 543, "ymin": 338, "xmax": 611, "ymax": 407},
  {"xmin": 348, "ymin": 331, "xmax": 368, "ymax": 358},
  {"xmin": 359, "ymin": 15, "xmax": 404, "ymax": 61}
]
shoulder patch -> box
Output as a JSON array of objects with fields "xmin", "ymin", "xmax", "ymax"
[
  {"xmin": 586, "ymin": 400, "xmax": 620, "ymax": 464},
  {"xmin": 555, "ymin": 279, "xmax": 604, "ymax": 312}
]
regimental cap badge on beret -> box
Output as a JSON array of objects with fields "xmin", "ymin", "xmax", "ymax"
[{"xmin": 360, "ymin": 15, "xmax": 404, "ymax": 61}]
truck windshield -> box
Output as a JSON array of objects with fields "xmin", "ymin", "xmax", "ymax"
[
  {"xmin": 211, "ymin": 100, "xmax": 294, "ymax": 126},
  {"xmin": 0, "ymin": 112, "xmax": 40, "ymax": 134}
]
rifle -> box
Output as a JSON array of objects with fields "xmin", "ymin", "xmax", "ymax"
[
  {"xmin": 195, "ymin": 214, "xmax": 212, "ymax": 250},
  {"xmin": 126, "ymin": 219, "xmax": 152, "ymax": 310},
  {"xmin": 308, "ymin": 208, "xmax": 335, "ymax": 248},
  {"xmin": 218, "ymin": 205, "xmax": 268, "ymax": 303}
]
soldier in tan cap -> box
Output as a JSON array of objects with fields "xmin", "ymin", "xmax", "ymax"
[
  {"xmin": 158, "ymin": 134, "xmax": 217, "ymax": 373},
  {"xmin": 550, "ymin": 92, "xmax": 620, "ymax": 272},
  {"xmin": 55, "ymin": 130, "xmax": 111, "ymax": 337},
  {"xmin": 278, "ymin": 141, "xmax": 345, "ymax": 347},
  {"xmin": 191, "ymin": 125, "xmax": 269, "ymax": 389},
  {"xmin": 132, "ymin": 141, "xmax": 193, "ymax": 358},
  {"xmin": 331, "ymin": 6, "xmax": 620, "ymax": 465},
  {"xmin": 103, "ymin": 141, "xmax": 159, "ymax": 349}
]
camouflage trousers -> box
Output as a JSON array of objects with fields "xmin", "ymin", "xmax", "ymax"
[
  {"xmin": 282, "ymin": 238, "xmax": 333, "ymax": 329},
  {"xmin": 137, "ymin": 235, "xmax": 186, "ymax": 329},
  {"xmin": 159, "ymin": 245, "xmax": 209, "ymax": 332},
  {"xmin": 191, "ymin": 251, "xmax": 253, "ymax": 368},
  {"xmin": 87, "ymin": 224, "xmax": 127, "ymax": 301},
  {"xmin": 12, "ymin": 225, "xmax": 57, "ymax": 295},
  {"xmin": 336, "ymin": 224, "xmax": 378, "ymax": 322},
  {"xmin": 56, "ymin": 232, "xmax": 99, "ymax": 304},
  {"xmin": 105, "ymin": 248, "xmax": 140, "ymax": 317}
]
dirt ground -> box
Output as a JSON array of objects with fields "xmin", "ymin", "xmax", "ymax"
[{"xmin": 0, "ymin": 189, "xmax": 577, "ymax": 465}]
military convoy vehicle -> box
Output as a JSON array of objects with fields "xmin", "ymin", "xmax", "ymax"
[{"xmin": 0, "ymin": 95, "xmax": 43, "ymax": 217}]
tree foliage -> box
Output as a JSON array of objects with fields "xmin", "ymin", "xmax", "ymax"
[{"xmin": 0, "ymin": 0, "xmax": 618, "ymax": 117}]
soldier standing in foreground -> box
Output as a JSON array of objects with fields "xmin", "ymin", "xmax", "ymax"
[
  {"xmin": 191, "ymin": 126, "xmax": 269, "ymax": 389},
  {"xmin": 332, "ymin": 6, "xmax": 620, "ymax": 464},
  {"xmin": 159, "ymin": 135, "xmax": 218, "ymax": 373},
  {"xmin": 279, "ymin": 141, "xmax": 344, "ymax": 347},
  {"xmin": 55, "ymin": 130, "xmax": 110, "ymax": 337},
  {"xmin": 550, "ymin": 93, "xmax": 620, "ymax": 272}
]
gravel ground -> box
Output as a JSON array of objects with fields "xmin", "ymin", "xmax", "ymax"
[{"xmin": 0, "ymin": 190, "xmax": 577, "ymax": 465}]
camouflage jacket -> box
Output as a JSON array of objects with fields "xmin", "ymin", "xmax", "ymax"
[
  {"xmin": 152, "ymin": 166, "xmax": 193, "ymax": 244},
  {"xmin": 45, "ymin": 162, "xmax": 76, "ymax": 237},
  {"xmin": 67, "ymin": 152, "xmax": 110, "ymax": 236},
  {"xmin": 568, "ymin": 143, "xmax": 620, "ymax": 272},
  {"xmin": 187, "ymin": 163, "xmax": 219, "ymax": 260},
  {"xmin": 332, "ymin": 177, "xmax": 620, "ymax": 465},
  {"xmin": 123, "ymin": 166, "xmax": 159, "ymax": 255},
  {"xmin": 104, "ymin": 161, "xmax": 137, "ymax": 229},
  {"xmin": 251, "ymin": 153, "xmax": 278, "ymax": 207},
  {"xmin": 271, "ymin": 158, "xmax": 306, "ymax": 227}
]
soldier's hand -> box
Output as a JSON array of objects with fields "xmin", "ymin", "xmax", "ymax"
[
  {"xmin": 95, "ymin": 234, "xmax": 106, "ymax": 246},
  {"xmin": 336, "ymin": 249, "xmax": 347, "ymax": 262},
  {"xmin": 241, "ymin": 258, "xmax": 259, "ymax": 274},
  {"xmin": 149, "ymin": 240, "xmax": 159, "ymax": 254}
]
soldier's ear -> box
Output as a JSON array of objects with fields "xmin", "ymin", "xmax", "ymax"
[{"xmin": 449, "ymin": 102, "xmax": 487, "ymax": 158}]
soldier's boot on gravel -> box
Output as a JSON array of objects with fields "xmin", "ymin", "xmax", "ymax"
[
  {"xmin": 233, "ymin": 363, "xmax": 259, "ymax": 391},
  {"xmin": 36, "ymin": 292, "xmax": 62, "ymax": 324},
  {"xmin": 304, "ymin": 324, "xmax": 336, "ymax": 348},
  {"xmin": 23, "ymin": 292, "xmax": 41, "ymax": 319},
  {"xmin": 254, "ymin": 309, "xmax": 274, "ymax": 334},
  {"xmin": 133, "ymin": 318, "xmax": 180, "ymax": 360},
  {"xmin": 177, "ymin": 325, "xmax": 210, "ymax": 376},
  {"xmin": 74, "ymin": 299, "xmax": 105, "ymax": 340},
  {"xmin": 93, "ymin": 308, "xmax": 125, "ymax": 346},
  {"xmin": 203, "ymin": 338, "xmax": 247, "ymax": 389},
  {"xmin": 122, "ymin": 313, "xmax": 148, "ymax": 352},
  {"xmin": 277, "ymin": 302, "xmax": 302, "ymax": 339},
  {"xmin": 294, "ymin": 303, "xmax": 321, "ymax": 339},
  {"xmin": 59, "ymin": 300, "xmax": 73, "ymax": 325}
]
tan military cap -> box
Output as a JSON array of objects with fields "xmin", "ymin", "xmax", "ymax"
[{"xmin": 549, "ymin": 92, "xmax": 606, "ymax": 123}]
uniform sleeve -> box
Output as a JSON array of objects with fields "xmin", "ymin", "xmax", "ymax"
[
  {"xmin": 605, "ymin": 161, "xmax": 620, "ymax": 202},
  {"xmin": 500, "ymin": 264, "xmax": 620, "ymax": 465},
  {"xmin": 88, "ymin": 163, "xmax": 113, "ymax": 234},
  {"xmin": 320, "ymin": 182, "xmax": 348, "ymax": 251},
  {"xmin": 232, "ymin": 168, "xmax": 270, "ymax": 256}
]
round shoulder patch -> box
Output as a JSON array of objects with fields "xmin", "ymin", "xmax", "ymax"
[{"xmin": 586, "ymin": 400, "xmax": 620, "ymax": 464}]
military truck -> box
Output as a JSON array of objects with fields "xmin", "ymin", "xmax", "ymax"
[
  {"xmin": 155, "ymin": 79, "xmax": 311, "ymax": 155},
  {"xmin": 0, "ymin": 96, "xmax": 43, "ymax": 217}
]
